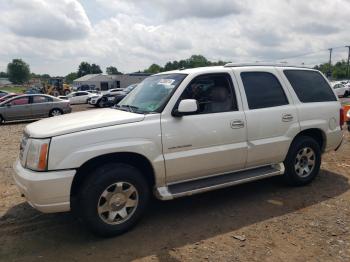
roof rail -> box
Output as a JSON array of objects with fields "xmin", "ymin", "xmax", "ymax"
[{"xmin": 224, "ymin": 62, "xmax": 311, "ymax": 68}]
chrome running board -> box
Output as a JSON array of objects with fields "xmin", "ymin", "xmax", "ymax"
[{"xmin": 155, "ymin": 163, "xmax": 284, "ymax": 200}]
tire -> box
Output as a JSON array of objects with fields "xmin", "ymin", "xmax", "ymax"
[
  {"xmin": 0, "ymin": 115, "xmax": 4, "ymax": 124},
  {"xmin": 76, "ymin": 163, "xmax": 150, "ymax": 237},
  {"xmin": 98, "ymin": 99, "xmax": 105, "ymax": 108},
  {"xmin": 64, "ymin": 90, "xmax": 70, "ymax": 96},
  {"xmin": 49, "ymin": 108, "xmax": 63, "ymax": 117},
  {"xmin": 283, "ymin": 136, "xmax": 321, "ymax": 186},
  {"xmin": 52, "ymin": 91, "xmax": 60, "ymax": 97}
]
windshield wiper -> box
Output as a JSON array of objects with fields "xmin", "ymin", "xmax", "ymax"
[{"xmin": 115, "ymin": 104, "xmax": 143, "ymax": 113}]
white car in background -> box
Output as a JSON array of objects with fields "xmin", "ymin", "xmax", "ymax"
[
  {"xmin": 332, "ymin": 83, "xmax": 350, "ymax": 98},
  {"xmin": 67, "ymin": 91, "xmax": 95, "ymax": 104}
]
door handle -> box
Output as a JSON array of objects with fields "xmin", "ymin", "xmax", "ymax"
[
  {"xmin": 230, "ymin": 120, "xmax": 245, "ymax": 129},
  {"xmin": 282, "ymin": 114, "xmax": 294, "ymax": 122}
]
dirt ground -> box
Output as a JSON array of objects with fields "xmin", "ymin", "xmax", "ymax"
[{"xmin": 1, "ymin": 104, "xmax": 350, "ymax": 262}]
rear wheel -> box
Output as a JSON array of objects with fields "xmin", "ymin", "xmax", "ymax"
[
  {"xmin": 76, "ymin": 163, "xmax": 150, "ymax": 237},
  {"xmin": 49, "ymin": 108, "xmax": 63, "ymax": 117},
  {"xmin": 283, "ymin": 136, "xmax": 321, "ymax": 186},
  {"xmin": 0, "ymin": 115, "xmax": 4, "ymax": 124}
]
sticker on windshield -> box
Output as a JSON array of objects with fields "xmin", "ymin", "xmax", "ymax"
[{"xmin": 158, "ymin": 79, "xmax": 175, "ymax": 85}]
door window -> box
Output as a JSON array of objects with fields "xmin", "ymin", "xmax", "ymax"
[
  {"xmin": 179, "ymin": 74, "xmax": 237, "ymax": 114},
  {"xmin": 8, "ymin": 97, "xmax": 29, "ymax": 106},
  {"xmin": 32, "ymin": 96, "xmax": 52, "ymax": 103},
  {"xmin": 241, "ymin": 72, "xmax": 288, "ymax": 110}
]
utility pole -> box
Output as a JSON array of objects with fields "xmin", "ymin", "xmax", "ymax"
[
  {"xmin": 346, "ymin": 45, "xmax": 350, "ymax": 79},
  {"xmin": 328, "ymin": 48, "xmax": 333, "ymax": 78}
]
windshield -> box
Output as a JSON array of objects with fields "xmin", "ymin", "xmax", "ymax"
[{"xmin": 118, "ymin": 73, "xmax": 187, "ymax": 113}]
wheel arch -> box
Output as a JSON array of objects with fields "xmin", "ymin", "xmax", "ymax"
[
  {"xmin": 292, "ymin": 128, "xmax": 326, "ymax": 152},
  {"xmin": 70, "ymin": 152, "xmax": 156, "ymax": 198}
]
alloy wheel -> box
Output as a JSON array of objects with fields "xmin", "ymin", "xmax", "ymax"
[
  {"xmin": 294, "ymin": 147, "xmax": 316, "ymax": 178},
  {"xmin": 97, "ymin": 182, "xmax": 139, "ymax": 225}
]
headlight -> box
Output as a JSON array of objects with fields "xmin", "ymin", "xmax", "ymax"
[{"xmin": 25, "ymin": 138, "xmax": 50, "ymax": 171}]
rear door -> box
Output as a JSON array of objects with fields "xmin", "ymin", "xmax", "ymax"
[
  {"xmin": 4, "ymin": 96, "xmax": 31, "ymax": 120},
  {"xmin": 31, "ymin": 96, "xmax": 53, "ymax": 118},
  {"xmin": 234, "ymin": 68, "xmax": 300, "ymax": 168}
]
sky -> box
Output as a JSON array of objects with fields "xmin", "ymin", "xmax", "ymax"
[{"xmin": 0, "ymin": 0, "xmax": 349, "ymax": 76}]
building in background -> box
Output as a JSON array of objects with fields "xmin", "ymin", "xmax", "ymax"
[
  {"xmin": 72, "ymin": 73, "xmax": 152, "ymax": 91},
  {"xmin": 0, "ymin": 78, "xmax": 12, "ymax": 87}
]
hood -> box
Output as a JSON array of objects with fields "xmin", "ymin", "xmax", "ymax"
[{"xmin": 25, "ymin": 108, "xmax": 145, "ymax": 138}]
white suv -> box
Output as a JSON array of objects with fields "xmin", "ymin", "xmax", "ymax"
[{"xmin": 13, "ymin": 64, "xmax": 343, "ymax": 236}]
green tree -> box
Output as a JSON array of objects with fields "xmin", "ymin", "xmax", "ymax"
[
  {"xmin": 314, "ymin": 60, "xmax": 349, "ymax": 80},
  {"xmin": 143, "ymin": 55, "xmax": 229, "ymax": 73},
  {"xmin": 7, "ymin": 59, "xmax": 30, "ymax": 84},
  {"xmin": 0, "ymin": 72, "xmax": 8, "ymax": 77},
  {"xmin": 77, "ymin": 62, "xmax": 92, "ymax": 77},
  {"xmin": 144, "ymin": 64, "xmax": 162, "ymax": 73},
  {"xmin": 106, "ymin": 66, "xmax": 122, "ymax": 75},
  {"xmin": 91, "ymin": 63, "xmax": 102, "ymax": 74},
  {"xmin": 65, "ymin": 72, "xmax": 78, "ymax": 84}
]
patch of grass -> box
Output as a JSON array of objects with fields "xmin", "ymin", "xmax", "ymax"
[{"xmin": 0, "ymin": 86, "xmax": 26, "ymax": 94}]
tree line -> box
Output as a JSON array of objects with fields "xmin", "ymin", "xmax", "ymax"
[{"xmin": 2, "ymin": 56, "xmax": 350, "ymax": 85}]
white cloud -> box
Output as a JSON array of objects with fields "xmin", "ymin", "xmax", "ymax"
[
  {"xmin": 0, "ymin": 0, "xmax": 349, "ymax": 75},
  {"xmin": 1, "ymin": 0, "xmax": 91, "ymax": 40}
]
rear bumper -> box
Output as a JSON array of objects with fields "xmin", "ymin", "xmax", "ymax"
[{"xmin": 13, "ymin": 159, "xmax": 75, "ymax": 213}]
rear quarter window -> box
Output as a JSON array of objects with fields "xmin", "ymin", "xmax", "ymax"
[{"xmin": 284, "ymin": 70, "xmax": 337, "ymax": 102}]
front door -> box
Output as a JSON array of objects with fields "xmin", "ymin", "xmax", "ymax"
[
  {"xmin": 4, "ymin": 96, "xmax": 32, "ymax": 120},
  {"xmin": 161, "ymin": 73, "xmax": 248, "ymax": 183}
]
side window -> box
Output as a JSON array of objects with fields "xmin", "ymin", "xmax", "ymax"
[
  {"xmin": 179, "ymin": 74, "xmax": 237, "ymax": 114},
  {"xmin": 32, "ymin": 96, "xmax": 51, "ymax": 103},
  {"xmin": 241, "ymin": 72, "xmax": 289, "ymax": 110},
  {"xmin": 8, "ymin": 97, "xmax": 29, "ymax": 106},
  {"xmin": 284, "ymin": 70, "xmax": 337, "ymax": 102}
]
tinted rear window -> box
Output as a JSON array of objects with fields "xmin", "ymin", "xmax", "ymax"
[
  {"xmin": 241, "ymin": 72, "xmax": 289, "ymax": 110},
  {"xmin": 284, "ymin": 70, "xmax": 337, "ymax": 102}
]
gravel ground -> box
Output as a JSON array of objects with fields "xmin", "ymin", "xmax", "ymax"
[{"xmin": 0, "ymin": 104, "xmax": 350, "ymax": 262}]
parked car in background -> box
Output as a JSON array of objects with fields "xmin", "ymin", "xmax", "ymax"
[
  {"xmin": 0, "ymin": 90, "xmax": 10, "ymax": 97},
  {"xmin": 0, "ymin": 94, "xmax": 71, "ymax": 123},
  {"xmin": 25, "ymin": 87, "xmax": 42, "ymax": 94},
  {"xmin": 113, "ymin": 83, "xmax": 138, "ymax": 105},
  {"xmin": 332, "ymin": 83, "xmax": 350, "ymax": 97},
  {"xmin": 12, "ymin": 65, "xmax": 343, "ymax": 236},
  {"xmin": 0, "ymin": 93, "xmax": 19, "ymax": 103},
  {"xmin": 67, "ymin": 91, "xmax": 95, "ymax": 104},
  {"xmin": 88, "ymin": 88, "xmax": 126, "ymax": 107}
]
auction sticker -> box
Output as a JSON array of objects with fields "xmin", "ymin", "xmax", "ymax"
[{"xmin": 158, "ymin": 79, "xmax": 175, "ymax": 85}]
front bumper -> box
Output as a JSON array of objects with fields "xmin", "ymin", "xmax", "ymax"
[{"xmin": 13, "ymin": 159, "xmax": 75, "ymax": 213}]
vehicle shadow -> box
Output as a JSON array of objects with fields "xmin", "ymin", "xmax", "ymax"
[{"xmin": 0, "ymin": 169, "xmax": 349, "ymax": 261}]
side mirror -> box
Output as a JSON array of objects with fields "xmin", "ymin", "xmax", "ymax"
[{"xmin": 173, "ymin": 99, "xmax": 198, "ymax": 117}]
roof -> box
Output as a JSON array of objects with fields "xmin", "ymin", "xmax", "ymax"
[
  {"xmin": 155, "ymin": 64, "xmax": 316, "ymax": 76},
  {"xmin": 73, "ymin": 74, "xmax": 101, "ymax": 82}
]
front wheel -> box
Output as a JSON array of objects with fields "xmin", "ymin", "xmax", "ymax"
[
  {"xmin": 76, "ymin": 163, "xmax": 150, "ymax": 237},
  {"xmin": 283, "ymin": 136, "xmax": 321, "ymax": 186}
]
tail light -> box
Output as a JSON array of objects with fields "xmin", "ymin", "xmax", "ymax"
[{"xmin": 340, "ymin": 107, "xmax": 344, "ymax": 129}]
